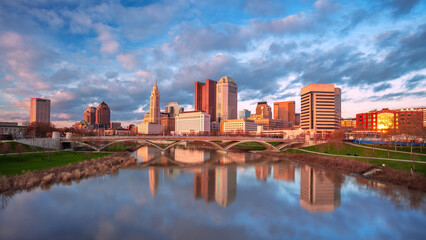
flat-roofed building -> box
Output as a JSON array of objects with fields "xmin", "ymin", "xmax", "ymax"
[
  {"xmin": 216, "ymin": 76, "xmax": 238, "ymax": 122},
  {"xmin": 175, "ymin": 111, "xmax": 210, "ymax": 135},
  {"xmin": 295, "ymin": 113, "xmax": 301, "ymax": 126},
  {"xmin": 301, "ymin": 84, "xmax": 341, "ymax": 131},
  {"xmin": 161, "ymin": 116, "xmax": 175, "ymax": 135},
  {"xmin": 0, "ymin": 122, "xmax": 26, "ymax": 138},
  {"xmin": 220, "ymin": 119, "xmax": 258, "ymax": 133},
  {"xmin": 30, "ymin": 98, "xmax": 50, "ymax": 123},
  {"xmin": 239, "ymin": 109, "xmax": 251, "ymax": 119},
  {"xmin": 341, "ymin": 118, "xmax": 356, "ymax": 130},
  {"xmin": 274, "ymin": 101, "xmax": 295, "ymax": 124},
  {"xmin": 356, "ymin": 108, "xmax": 425, "ymax": 132},
  {"xmin": 195, "ymin": 79, "xmax": 217, "ymax": 122},
  {"xmin": 165, "ymin": 102, "xmax": 184, "ymax": 118},
  {"xmin": 110, "ymin": 122, "xmax": 121, "ymax": 130}
]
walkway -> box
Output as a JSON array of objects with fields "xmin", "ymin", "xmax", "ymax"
[
  {"xmin": 346, "ymin": 142, "xmax": 426, "ymax": 156},
  {"xmin": 291, "ymin": 148, "xmax": 426, "ymax": 164}
]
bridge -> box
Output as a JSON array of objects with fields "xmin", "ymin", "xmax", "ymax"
[{"xmin": 61, "ymin": 136, "xmax": 304, "ymax": 153}]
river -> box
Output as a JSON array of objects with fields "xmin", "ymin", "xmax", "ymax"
[{"xmin": 0, "ymin": 146, "xmax": 425, "ymax": 239}]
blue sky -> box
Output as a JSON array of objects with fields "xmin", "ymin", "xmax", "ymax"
[{"xmin": 0, "ymin": 0, "xmax": 425, "ymax": 127}]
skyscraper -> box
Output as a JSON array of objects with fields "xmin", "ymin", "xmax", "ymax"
[
  {"xmin": 147, "ymin": 83, "xmax": 161, "ymax": 124},
  {"xmin": 195, "ymin": 79, "xmax": 217, "ymax": 121},
  {"xmin": 30, "ymin": 98, "xmax": 50, "ymax": 123},
  {"xmin": 274, "ymin": 101, "xmax": 295, "ymax": 124},
  {"xmin": 84, "ymin": 106, "xmax": 96, "ymax": 125},
  {"xmin": 255, "ymin": 102, "xmax": 272, "ymax": 119},
  {"xmin": 95, "ymin": 101, "xmax": 110, "ymax": 127},
  {"xmin": 216, "ymin": 76, "xmax": 238, "ymax": 122},
  {"xmin": 301, "ymin": 84, "xmax": 341, "ymax": 131}
]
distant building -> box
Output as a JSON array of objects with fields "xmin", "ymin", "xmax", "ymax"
[
  {"xmin": 194, "ymin": 169, "xmax": 216, "ymax": 203},
  {"xmin": 216, "ymin": 76, "xmax": 238, "ymax": 122},
  {"xmin": 295, "ymin": 113, "xmax": 301, "ymax": 126},
  {"xmin": 165, "ymin": 102, "xmax": 184, "ymax": 118},
  {"xmin": 239, "ymin": 109, "xmax": 251, "ymax": 119},
  {"xmin": 274, "ymin": 101, "xmax": 295, "ymax": 124},
  {"xmin": 110, "ymin": 122, "xmax": 121, "ymax": 130},
  {"xmin": 273, "ymin": 162, "xmax": 294, "ymax": 182},
  {"xmin": 175, "ymin": 111, "xmax": 210, "ymax": 135},
  {"xmin": 220, "ymin": 119, "xmax": 258, "ymax": 133},
  {"xmin": 248, "ymin": 115, "xmax": 286, "ymax": 130},
  {"xmin": 161, "ymin": 116, "xmax": 175, "ymax": 135},
  {"xmin": 84, "ymin": 106, "xmax": 96, "ymax": 125},
  {"xmin": 356, "ymin": 108, "xmax": 425, "ymax": 132},
  {"xmin": 341, "ymin": 118, "xmax": 356, "ymax": 130},
  {"xmin": 300, "ymin": 166, "xmax": 341, "ymax": 213},
  {"xmin": 0, "ymin": 122, "xmax": 26, "ymax": 138},
  {"xmin": 96, "ymin": 101, "xmax": 111, "ymax": 128},
  {"xmin": 301, "ymin": 84, "xmax": 341, "ymax": 131},
  {"xmin": 255, "ymin": 165, "xmax": 271, "ymax": 182},
  {"xmin": 195, "ymin": 79, "xmax": 217, "ymax": 121},
  {"xmin": 256, "ymin": 102, "xmax": 272, "ymax": 119},
  {"xmin": 30, "ymin": 98, "xmax": 50, "ymax": 123}
]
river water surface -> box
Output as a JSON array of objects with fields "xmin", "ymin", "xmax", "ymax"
[{"xmin": 0, "ymin": 146, "xmax": 425, "ymax": 239}]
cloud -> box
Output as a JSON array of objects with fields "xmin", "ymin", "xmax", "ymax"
[
  {"xmin": 406, "ymin": 75, "xmax": 426, "ymax": 90},
  {"xmin": 116, "ymin": 54, "xmax": 137, "ymax": 71},
  {"xmin": 373, "ymin": 83, "xmax": 392, "ymax": 92},
  {"xmin": 94, "ymin": 24, "xmax": 119, "ymax": 55}
]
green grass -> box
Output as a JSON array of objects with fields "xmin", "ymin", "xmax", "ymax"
[
  {"xmin": 0, "ymin": 151, "xmax": 112, "ymax": 176},
  {"xmin": 284, "ymin": 149, "xmax": 426, "ymax": 176},
  {"xmin": 359, "ymin": 143, "xmax": 425, "ymax": 154},
  {"xmin": 104, "ymin": 143, "xmax": 137, "ymax": 152},
  {"xmin": 0, "ymin": 142, "xmax": 44, "ymax": 153},
  {"xmin": 303, "ymin": 143, "xmax": 426, "ymax": 162},
  {"xmin": 233, "ymin": 142, "xmax": 267, "ymax": 150}
]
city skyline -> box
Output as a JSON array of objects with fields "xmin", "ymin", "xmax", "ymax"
[{"xmin": 0, "ymin": 0, "xmax": 425, "ymax": 127}]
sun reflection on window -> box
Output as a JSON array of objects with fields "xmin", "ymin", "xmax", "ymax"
[{"xmin": 377, "ymin": 113, "xmax": 394, "ymax": 130}]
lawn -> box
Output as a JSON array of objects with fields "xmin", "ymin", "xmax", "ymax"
[
  {"xmin": 0, "ymin": 151, "xmax": 112, "ymax": 176},
  {"xmin": 0, "ymin": 142, "xmax": 43, "ymax": 153},
  {"xmin": 104, "ymin": 142, "xmax": 137, "ymax": 151},
  {"xmin": 359, "ymin": 143, "xmax": 425, "ymax": 154},
  {"xmin": 303, "ymin": 143, "xmax": 426, "ymax": 162},
  {"xmin": 232, "ymin": 142, "xmax": 267, "ymax": 150}
]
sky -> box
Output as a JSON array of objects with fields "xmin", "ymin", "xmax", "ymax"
[{"xmin": 0, "ymin": 0, "xmax": 425, "ymax": 127}]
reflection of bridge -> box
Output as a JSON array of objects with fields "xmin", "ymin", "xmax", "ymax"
[{"xmin": 62, "ymin": 136, "xmax": 304, "ymax": 152}]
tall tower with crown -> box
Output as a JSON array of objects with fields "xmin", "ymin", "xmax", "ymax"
[{"xmin": 148, "ymin": 83, "xmax": 160, "ymax": 124}]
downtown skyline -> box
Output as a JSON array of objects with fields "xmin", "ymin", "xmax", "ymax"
[{"xmin": 0, "ymin": 0, "xmax": 426, "ymax": 127}]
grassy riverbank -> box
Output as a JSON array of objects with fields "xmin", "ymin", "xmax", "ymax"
[
  {"xmin": 0, "ymin": 142, "xmax": 43, "ymax": 153},
  {"xmin": 0, "ymin": 151, "xmax": 112, "ymax": 176}
]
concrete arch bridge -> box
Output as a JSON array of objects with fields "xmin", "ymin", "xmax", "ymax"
[{"xmin": 62, "ymin": 136, "xmax": 304, "ymax": 153}]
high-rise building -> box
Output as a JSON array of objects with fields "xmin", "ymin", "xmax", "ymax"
[
  {"xmin": 165, "ymin": 102, "xmax": 184, "ymax": 118},
  {"xmin": 195, "ymin": 79, "xmax": 217, "ymax": 121},
  {"xmin": 239, "ymin": 109, "xmax": 251, "ymax": 119},
  {"xmin": 300, "ymin": 166, "xmax": 341, "ymax": 213},
  {"xmin": 30, "ymin": 98, "xmax": 50, "ymax": 123},
  {"xmin": 216, "ymin": 76, "xmax": 238, "ymax": 122},
  {"xmin": 256, "ymin": 102, "xmax": 272, "ymax": 119},
  {"xmin": 95, "ymin": 101, "xmax": 110, "ymax": 127},
  {"xmin": 145, "ymin": 83, "xmax": 161, "ymax": 124},
  {"xmin": 274, "ymin": 101, "xmax": 295, "ymax": 124},
  {"xmin": 295, "ymin": 113, "xmax": 301, "ymax": 126},
  {"xmin": 301, "ymin": 84, "xmax": 341, "ymax": 131},
  {"xmin": 84, "ymin": 106, "xmax": 96, "ymax": 125}
]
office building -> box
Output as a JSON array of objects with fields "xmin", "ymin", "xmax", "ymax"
[
  {"xmin": 84, "ymin": 106, "xmax": 96, "ymax": 125},
  {"xmin": 301, "ymin": 84, "xmax": 341, "ymax": 131},
  {"xmin": 95, "ymin": 101, "xmax": 110, "ymax": 128},
  {"xmin": 220, "ymin": 119, "xmax": 258, "ymax": 133},
  {"xmin": 239, "ymin": 109, "xmax": 251, "ymax": 119},
  {"xmin": 295, "ymin": 113, "xmax": 301, "ymax": 126},
  {"xmin": 161, "ymin": 116, "xmax": 175, "ymax": 135},
  {"xmin": 30, "ymin": 98, "xmax": 50, "ymax": 123},
  {"xmin": 195, "ymin": 79, "xmax": 217, "ymax": 121},
  {"xmin": 110, "ymin": 122, "xmax": 121, "ymax": 130},
  {"xmin": 175, "ymin": 111, "xmax": 210, "ymax": 135},
  {"xmin": 139, "ymin": 83, "xmax": 162, "ymax": 134},
  {"xmin": 216, "ymin": 76, "xmax": 238, "ymax": 122},
  {"xmin": 165, "ymin": 102, "xmax": 184, "ymax": 117},
  {"xmin": 341, "ymin": 118, "xmax": 356, "ymax": 130},
  {"xmin": 0, "ymin": 122, "xmax": 26, "ymax": 138},
  {"xmin": 274, "ymin": 101, "xmax": 295, "ymax": 124},
  {"xmin": 256, "ymin": 102, "xmax": 272, "ymax": 119},
  {"xmin": 356, "ymin": 108, "xmax": 425, "ymax": 132}
]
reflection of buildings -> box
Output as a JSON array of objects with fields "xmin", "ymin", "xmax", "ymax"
[
  {"xmin": 135, "ymin": 146, "xmax": 162, "ymax": 163},
  {"xmin": 273, "ymin": 162, "xmax": 294, "ymax": 182},
  {"xmin": 215, "ymin": 167, "xmax": 237, "ymax": 207},
  {"xmin": 255, "ymin": 165, "xmax": 271, "ymax": 181},
  {"xmin": 172, "ymin": 148, "xmax": 211, "ymax": 163},
  {"xmin": 149, "ymin": 167, "xmax": 159, "ymax": 197},
  {"xmin": 194, "ymin": 168, "xmax": 216, "ymax": 203},
  {"xmin": 300, "ymin": 166, "xmax": 341, "ymax": 213}
]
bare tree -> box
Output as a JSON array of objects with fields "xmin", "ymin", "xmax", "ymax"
[
  {"xmin": 15, "ymin": 143, "xmax": 26, "ymax": 162},
  {"xmin": 329, "ymin": 130, "xmax": 345, "ymax": 155},
  {"xmin": 1, "ymin": 143, "xmax": 11, "ymax": 161}
]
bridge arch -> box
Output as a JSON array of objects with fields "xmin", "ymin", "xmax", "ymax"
[{"xmin": 223, "ymin": 140, "xmax": 279, "ymax": 151}]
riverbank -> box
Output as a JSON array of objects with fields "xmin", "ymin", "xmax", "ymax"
[
  {"xmin": 261, "ymin": 152, "xmax": 426, "ymax": 192},
  {"xmin": 0, "ymin": 152, "xmax": 137, "ymax": 196}
]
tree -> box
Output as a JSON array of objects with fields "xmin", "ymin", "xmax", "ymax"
[
  {"xmin": 329, "ymin": 130, "xmax": 345, "ymax": 155},
  {"xmin": 15, "ymin": 143, "xmax": 26, "ymax": 162},
  {"xmin": 1, "ymin": 143, "xmax": 11, "ymax": 161},
  {"xmin": 25, "ymin": 122, "xmax": 56, "ymax": 138}
]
